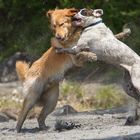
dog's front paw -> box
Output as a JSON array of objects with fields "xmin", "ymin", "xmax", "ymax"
[{"xmin": 76, "ymin": 52, "xmax": 97, "ymax": 62}]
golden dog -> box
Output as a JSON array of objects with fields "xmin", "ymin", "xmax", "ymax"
[{"xmin": 15, "ymin": 8, "xmax": 85, "ymax": 133}]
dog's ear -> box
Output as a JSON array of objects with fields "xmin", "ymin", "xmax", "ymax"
[
  {"xmin": 66, "ymin": 8, "xmax": 78, "ymax": 17},
  {"xmin": 93, "ymin": 9, "xmax": 103, "ymax": 17},
  {"xmin": 46, "ymin": 10, "xmax": 54, "ymax": 19}
]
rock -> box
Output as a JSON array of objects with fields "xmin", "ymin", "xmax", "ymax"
[
  {"xmin": 2, "ymin": 109, "xmax": 18, "ymax": 121},
  {"xmin": 0, "ymin": 81, "xmax": 22, "ymax": 95},
  {"xmin": 89, "ymin": 106, "xmax": 128, "ymax": 115},
  {"xmin": 53, "ymin": 105, "xmax": 78, "ymax": 116},
  {"xmin": 0, "ymin": 52, "xmax": 36, "ymax": 83},
  {"xmin": 0, "ymin": 112, "xmax": 9, "ymax": 122},
  {"xmin": 55, "ymin": 120, "xmax": 81, "ymax": 132}
]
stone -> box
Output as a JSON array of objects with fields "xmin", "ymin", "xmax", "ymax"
[
  {"xmin": 0, "ymin": 52, "xmax": 36, "ymax": 82},
  {"xmin": 0, "ymin": 112, "xmax": 9, "ymax": 122},
  {"xmin": 53, "ymin": 105, "xmax": 78, "ymax": 116}
]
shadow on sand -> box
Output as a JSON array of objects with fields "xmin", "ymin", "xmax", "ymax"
[
  {"xmin": 82, "ymin": 132, "xmax": 140, "ymax": 140},
  {"xmin": 0, "ymin": 127, "xmax": 42, "ymax": 133}
]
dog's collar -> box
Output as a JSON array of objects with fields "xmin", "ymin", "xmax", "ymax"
[{"xmin": 83, "ymin": 20, "xmax": 102, "ymax": 29}]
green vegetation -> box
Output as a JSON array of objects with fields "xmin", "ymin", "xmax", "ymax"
[
  {"xmin": 0, "ymin": 0, "xmax": 140, "ymax": 61},
  {"xmin": 0, "ymin": 97, "xmax": 22, "ymax": 110},
  {"xmin": 60, "ymin": 81, "xmax": 84, "ymax": 99},
  {"xmin": 94, "ymin": 85, "xmax": 125, "ymax": 109},
  {"xmin": 60, "ymin": 82, "xmax": 125, "ymax": 111},
  {"xmin": 0, "ymin": 83, "xmax": 126, "ymax": 111}
]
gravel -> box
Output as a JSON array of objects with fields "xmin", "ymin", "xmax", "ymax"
[{"xmin": 1, "ymin": 109, "xmax": 140, "ymax": 140}]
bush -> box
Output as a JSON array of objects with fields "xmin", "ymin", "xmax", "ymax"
[
  {"xmin": 94, "ymin": 85, "xmax": 125, "ymax": 109},
  {"xmin": 1, "ymin": 0, "xmax": 140, "ymax": 61},
  {"xmin": 60, "ymin": 81, "xmax": 126, "ymax": 111}
]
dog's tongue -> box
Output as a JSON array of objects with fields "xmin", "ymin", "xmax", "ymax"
[
  {"xmin": 72, "ymin": 18, "xmax": 82, "ymax": 26},
  {"xmin": 72, "ymin": 21, "xmax": 80, "ymax": 26}
]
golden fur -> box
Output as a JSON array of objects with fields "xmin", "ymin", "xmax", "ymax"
[{"xmin": 47, "ymin": 8, "xmax": 81, "ymax": 47}]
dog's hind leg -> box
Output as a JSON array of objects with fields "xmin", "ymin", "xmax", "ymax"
[
  {"xmin": 37, "ymin": 83, "xmax": 59, "ymax": 130},
  {"xmin": 123, "ymin": 70, "xmax": 140, "ymax": 125},
  {"xmin": 131, "ymin": 63, "xmax": 140, "ymax": 92},
  {"xmin": 16, "ymin": 87, "xmax": 42, "ymax": 132}
]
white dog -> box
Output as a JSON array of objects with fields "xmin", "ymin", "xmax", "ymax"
[{"xmin": 56, "ymin": 8, "xmax": 140, "ymax": 125}]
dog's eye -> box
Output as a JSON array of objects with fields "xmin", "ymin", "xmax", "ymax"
[
  {"xmin": 59, "ymin": 23, "xmax": 64, "ymax": 26},
  {"xmin": 80, "ymin": 9, "xmax": 93, "ymax": 16},
  {"xmin": 52, "ymin": 24, "xmax": 56, "ymax": 28},
  {"xmin": 81, "ymin": 10, "xmax": 87, "ymax": 16}
]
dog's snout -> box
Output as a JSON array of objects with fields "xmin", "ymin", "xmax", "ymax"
[
  {"xmin": 55, "ymin": 34, "xmax": 65, "ymax": 40},
  {"xmin": 73, "ymin": 14, "xmax": 79, "ymax": 19}
]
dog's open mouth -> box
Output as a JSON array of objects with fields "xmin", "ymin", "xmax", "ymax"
[{"xmin": 72, "ymin": 17, "xmax": 82, "ymax": 26}]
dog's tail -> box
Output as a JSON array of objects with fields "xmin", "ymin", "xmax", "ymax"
[{"xmin": 16, "ymin": 61, "xmax": 30, "ymax": 82}]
